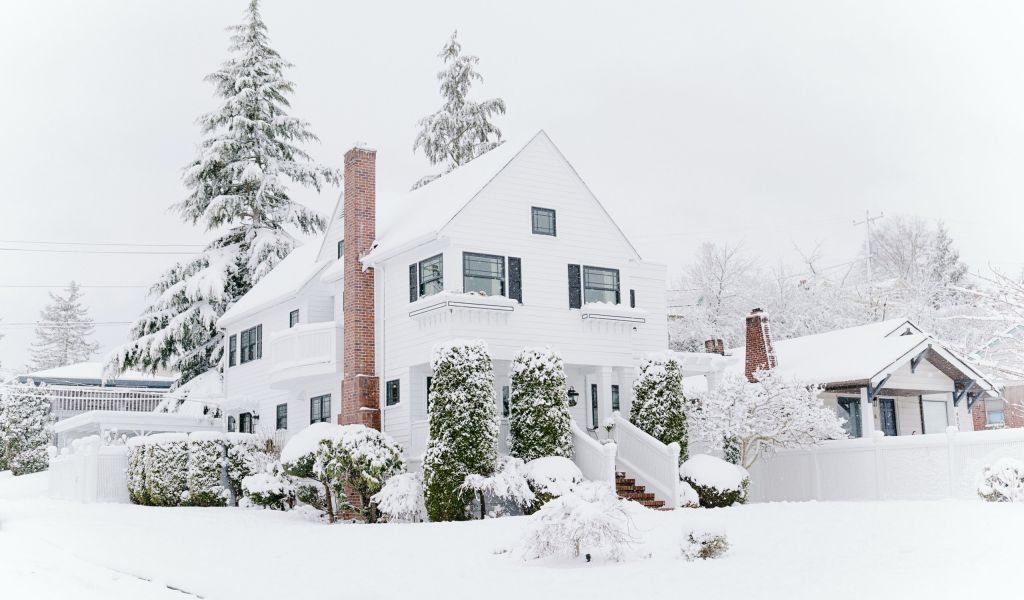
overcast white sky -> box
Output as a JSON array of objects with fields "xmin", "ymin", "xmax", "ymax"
[{"xmin": 2, "ymin": 0, "xmax": 1024, "ymax": 372}]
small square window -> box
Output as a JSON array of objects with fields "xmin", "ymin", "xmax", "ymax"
[
  {"xmin": 337, "ymin": 239, "xmax": 344, "ymax": 259},
  {"xmin": 532, "ymin": 207, "xmax": 556, "ymax": 236},
  {"xmin": 289, "ymin": 309, "xmax": 299, "ymax": 328},
  {"xmin": 386, "ymin": 379, "xmax": 400, "ymax": 406}
]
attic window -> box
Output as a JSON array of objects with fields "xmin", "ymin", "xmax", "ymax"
[{"xmin": 532, "ymin": 207, "xmax": 556, "ymax": 236}]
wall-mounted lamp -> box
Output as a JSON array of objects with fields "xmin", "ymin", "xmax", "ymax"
[{"xmin": 567, "ymin": 386, "xmax": 579, "ymax": 407}]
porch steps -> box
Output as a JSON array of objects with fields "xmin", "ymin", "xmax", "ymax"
[{"xmin": 615, "ymin": 471, "xmax": 669, "ymax": 510}]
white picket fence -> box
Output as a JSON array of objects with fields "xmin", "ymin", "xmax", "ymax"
[
  {"xmin": 48, "ymin": 437, "xmax": 129, "ymax": 503},
  {"xmin": 747, "ymin": 427, "xmax": 1024, "ymax": 502}
]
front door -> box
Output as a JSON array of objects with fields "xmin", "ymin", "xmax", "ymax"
[{"xmin": 880, "ymin": 399, "xmax": 898, "ymax": 436}]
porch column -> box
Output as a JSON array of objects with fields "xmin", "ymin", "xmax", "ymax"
[
  {"xmin": 597, "ymin": 366, "xmax": 614, "ymax": 428},
  {"xmin": 860, "ymin": 386, "xmax": 875, "ymax": 437}
]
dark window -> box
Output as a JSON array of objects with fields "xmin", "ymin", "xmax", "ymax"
[
  {"xmin": 310, "ymin": 394, "xmax": 331, "ymax": 424},
  {"xmin": 531, "ymin": 207, "xmax": 556, "ymax": 236},
  {"xmin": 568, "ymin": 264, "xmax": 582, "ymax": 309},
  {"xmin": 276, "ymin": 403, "xmax": 288, "ymax": 430},
  {"xmin": 239, "ymin": 325, "xmax": 262, "ymax": 364},
  {"xmin": 239, "ymin": 412, "xmax": 253, "ymax": 434},
  {"xmin": 838, "ymin": 398, "xmax": 862, "ymax": 438},
  {"xmin": 591, "ymin": 384, "xmax": 599, "ymax": 428},
  {"xmin": 337, "ymin": 239, "xmax": 344, "ymax": 259},
  {"xmin": 880, "ymin": 399, "xmax": 897, "ymax": 436},
  {"xmin": 289, "ymin": 309, "xmax": 299, "ymax": 328},
  {"xmin": 228, "ymin": 335, "xmax": 237, "ymax": 367},
  {"xmin": 418, "ymin": 254, "xmax": 443, "ymax": 298},
  {"xmin": 463, "ymin": 252, "xmax": 505, "ymax": 296},
  {"xmin": 508, "ymin": 257, "xmax": 522, "ymax": 303},
  {"xmin": 409, "ymin": 264, "xmax": 418, "ymax": 302},
  {"xmin": 629, "ymin": 289, "xmax": 636, "ymax": 308},
  {"xmin": 502, "ymin": 385, "xmax": 510, "ymax": 417},
  {"xmin": 583, "ymin": 266, "xmax": 620, "ymax": 304},
  {"xmin": 227, "ymin": 416, "xmax": 236, "ymax": 432},
  {"xmin": 386, "ymin": 379, "xmax": 400, "ymax": 406},
  {"xmin": 612, "ymin": 385, "xmax": 620, "ymax": 411}
]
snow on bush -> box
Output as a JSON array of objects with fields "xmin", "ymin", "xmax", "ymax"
[
  {"xmin": 977, "ymin": 458, "xmax": 1024, "ymax": 503},
  {"xmin": 463, "ymin": 456, "xmax": 536, "ymax": 517},
  {"xmin": 690, "ymin": 370, "xmax": 846, "ymax": 469},
  {"xmin": 225, "ymin": 433, "xmax": 258, "ymax": 505},
  {"xmin": 186, "ymin": 431, "xmax": 227, "ymax": 507},
  {"xmin": 677, "ymin": 480, "xmax": 700, "ymax": 508},
  {"xmin": 681, "ymin": 528, "xmax": 730, "ymax": 561},
  {"xmin": 630, "ymin": 356, "xmax": 688, "ymax": 461},
  {"xmin": 519, "ymin": 482, "xmax": 633, "ymax": 561},
  {"xmin": 281, "ymin": 423, "xmax": 347, "ymax": 523},
  {"xmin": 508, "ymin": 347, "xmax": 573, "ymax": 463},
  {"xmin": 242, "ymin": 461, "xmax": 296, "ymax": 510},
  {"xmin": 373, "ymin": 472, "xmax": 427, "ymax": 523},
  {"xmin": 423, "ymin": 340, "xmax": 498, "ymax": 522},
  {"xmin": 126, "ymin": 438, "xmax": 150, "ymax": 505},
  {"xmin": 144, "ymin": 433, "xmax": 189, "ymax": 507},
  {"xmin": 523, "ymin": 456, "xmax": 583, "ymax": 511},
  {"xmin": 0, "ymin": 383, "xmax": 53, "ymax": 476},
  {"xmin": 680, "ymin": 454, "xmax": 750, "ymax": 508}
]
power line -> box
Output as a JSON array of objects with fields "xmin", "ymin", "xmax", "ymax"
[
  {"xmin": 0, "ymin": 284, "xmax": 149, "ymax": 289},
  {"xmin": 0, "ymin": 239, "xmax": 204, "ymax": 248},
  {"xmin": 0, "ymin": 321, "xmax": 132, "ymax": 328},
  {"xmin": 0, "ymin": 247, "xmax": 196, "ymax": 255}
]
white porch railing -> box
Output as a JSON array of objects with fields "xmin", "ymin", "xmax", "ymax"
[
  {"xmin": 611, "ymin": 411, "xmax": 679, "ymax": 506},
  {"xmin": 570, "ymin": 420, "xmax": 616, "ymax": 486},
  {"xmin": 269, "ymin": 321, "xmax": 342, "ymax": 384},
  {"xmin": 48, "ymin": 436, "xmax": 129, "ymax": 503}
]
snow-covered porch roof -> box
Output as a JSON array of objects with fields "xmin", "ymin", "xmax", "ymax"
[{"xmin": 53, "ymin": 411, "xmax": 219, "ymax": 446}]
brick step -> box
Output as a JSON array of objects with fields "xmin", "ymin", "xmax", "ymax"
[
  {"xmin": 616, "ymin": 485, "xmax": 644, "ymax": 494},
  {"xmin": 615, "ymin": 470, "xmax": 672, "ymax": 511},
  {"xmin": 620, "ymin": 491, "xmax": 656, "ymax": 501},
  {"xmin": 615, "ymin": 477, "xmax": 636, "ymax": 487}
]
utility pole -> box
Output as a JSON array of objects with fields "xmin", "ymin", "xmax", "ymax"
[{"xmin": 853, "ymin": 210, "xmax": 884, "ymax": 306}]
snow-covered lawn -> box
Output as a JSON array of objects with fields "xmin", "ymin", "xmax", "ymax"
[{"xmin": 1, "ymin": 472, "xmax": 1020, "ymax": 600}]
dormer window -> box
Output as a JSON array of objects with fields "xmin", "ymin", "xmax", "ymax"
[{"xmin": 532, "ymin": 207, "xmax": 556, "ymax": 236}]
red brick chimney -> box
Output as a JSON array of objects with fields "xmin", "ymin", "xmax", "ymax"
[
  {"xmin": 744, "ymin": 308, "xmax": 777, "ymax": 382},
  {"xmin": 704, "ymin": 338, "xmax": 725, "ymax": 355},
  {"xmin": 340, "ymin": 145, "xmax": 381, "ymax": 431}
]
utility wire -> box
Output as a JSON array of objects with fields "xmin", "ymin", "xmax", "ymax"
[
  {"xmin": 0, "ymin": 239, "xmax": 204, "ymax": 248},
  {"xmin": 0, "ymin": 321, "xmax": 132, "ymax": 328},
  {"xmin": 0, "ymin": 247, "xmax": 196, "ymax": 255},
  {"xmin": 0, "ymin": 284, "xmax": 149, "ymax": 289}
]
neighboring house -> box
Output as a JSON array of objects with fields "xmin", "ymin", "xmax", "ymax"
[
  {"xmin": 969, "ymin": 325, "xmax": 1024, "ymax": 429},
  {"xmin": 15, "ymin": 362, "xmax": 175, "ymax": 421},
  {"xmin": 680, "ymin": 310, "xmax": 999, "ymax": 437},
  {"xmin": 217, "ymin": 131, "xmax": 668, "ymax": 468}
]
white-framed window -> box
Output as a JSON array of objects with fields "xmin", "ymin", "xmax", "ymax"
[
  {"xmin": 582, "ymin": 266, "xmax": 620, "ymax": 304},
  {"xmin": 463, "ymin": 252, "xmax": 505, "ymax": 296}
]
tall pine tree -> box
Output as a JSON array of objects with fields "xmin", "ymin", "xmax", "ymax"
[
  {"xmin": 28, "ymin": 281, "xmax": 99, "ymax": 372},
  {"xmin": 412, "ymin": 30, "xmax": 506, "ymax": 189},
  {"xmin": 508, "ymin": 347, "xmax": 573, "ymax": 462},
  {"xmin": 630, "ymin": 356, "xmax": 688, "ymax": 462},
  {"xmin": 109, "ymin": 0, "xmax": 339, "ymax": 384}
]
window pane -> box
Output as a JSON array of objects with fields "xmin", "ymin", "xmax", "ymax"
[
  {"xmin": 419, "ymin": 255, "xmax": 443, "ymax": 297},
  {"xmin": 532, "ymin": 207, "xmax": 556, "ymax": 235},
  {"xmin": 463, "ymin": 253, "xmax": 505, "ymax": 296},
  {"xmin": 583, "ymin": 267, "xmax": 620, "ymax": 304}
]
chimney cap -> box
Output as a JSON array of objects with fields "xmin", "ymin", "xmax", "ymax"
[
  {"xmin": 347, "ymin": 142, "xmax": 377, "ymax": 153},
  {"xmin": 749, "ymin": 307, "xmax": 765, "ymax": 315}
]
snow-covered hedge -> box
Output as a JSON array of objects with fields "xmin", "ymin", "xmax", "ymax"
[
  {"xmin": 225, "ymin": 433, "xmax": 258, "ymax": 503},
  {"xmin": 144, "ymin": 433, "xmax": 189, "ymax": 507},
  {"xmin": 523, "ymin": 456, "xmax": 583, "ymax": 511},
  {"xmin": 187, "ymin": 431, "xmax": 227, "ymax": 506},
  {"xmin": 242, "ymin": 462, "xmax": 296, "ymax": 510},
  {"xmin": 677, "ymin": 480, "xmax": 700, "ymax": 508},
  {"xmin": 680, "ymin": 454, "xmax": 749, "ymax": 508},
  {"xmin": 373, "ymin": 472, "xmax": 426, "ymax": 523},
  {"xmin": 126, "ymin": 438, "xmax": 150, "ymax": 505},
  {"xmin": 977, "ymin": 458, "xmax": 1024, "ymax": 503},
  {"xmin": 508, "ymin": 347, "xmax": 573, "ymax": 463},
  {"xmin": 463, "ymin": 456, "xmax": 536, "ymax": 517},
  {"xmin": 519, "ymin": 482, "xmax": 632, "ymax": 561}
]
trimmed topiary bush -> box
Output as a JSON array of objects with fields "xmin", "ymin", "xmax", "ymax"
[
  {"xmin": 242, "ymin": 461, "xmax": 296, "ymax": 510},
  {"xmin": 680, "ymin": 454, "xmax": 749, "ymax": 508},
  {"xmin": 978, "ymin": 457, "xmax": 1024, "ymax": 503},
  {"xmin": 523, "ymin": 456, "xmax": 583, "ymax": 512},
  {"xmin": 631, "ymin": 356, "xmax": 688, "ymax": 462},
  {"xmin": 423, "ymin": 340, "xmax": 498, "ymax": 522},
  {"xmin": 144, "ymin": 433, "xmax": 189, "ymax": 506},
  {"xmin": 508, "ymin": 347, "xmax": 573, "ymax": 463},
  {"xmin": 126, "ymin": 438, "xmax": 150, "ymax": 505},
  {"xmin": 328, "ymin": 425, "xmax": 405, "ymax": 523},
  {"xmin": 186, "ymin": 431, "xmax": 227, "ymax": 507}
]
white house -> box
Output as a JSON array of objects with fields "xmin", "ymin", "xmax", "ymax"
[{"xmin": 217, "ymin": 131, "xmax": 669, "ymax": 474}]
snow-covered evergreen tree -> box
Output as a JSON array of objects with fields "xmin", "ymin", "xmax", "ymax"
[
  {"xmin": 423, "ymin": 340, "xmax": 498, "ymax": 521},
  {"xmin": 0, "ymin": 383, "xmax": 52, "ymax": 475},
  {"xmin": 412, "ymin": 30, "xmax": 506, "ymax": 189},
  {"xmin": 108, "ymin": 0, "xmax": 338, "ymax": 384},
  {"xmin": 327, "ymin": 425, "xmax": 405, "ymax": 523},
  {"xmin": 630, "ymin": 356, "xmax": 688, "ymax": 461},
  {"xmin": 508, "ymin": 347, "xmax": 573, "ymax": 463},
  {"xmin": 27, "ymin": 281, "xmax": 99, "ymax": 372}
]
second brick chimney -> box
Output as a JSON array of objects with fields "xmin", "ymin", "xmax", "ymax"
[
  {"xmin": 341, "ymin": 145, "xmax": 381, "ymax": 431},
  {"xmin": 704, "ymin": 338, "xmax": 725, "ymax": 355},
  {"xmin": 744, "ymin": 308, "xmax": 777, "ymax": 382}
]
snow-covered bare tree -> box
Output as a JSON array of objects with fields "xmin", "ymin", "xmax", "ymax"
[
  {"xmin": 27, "ymin": 281, "xmax": 99, "ymax": 372},
  {"xmin": 689, "ymin": 370, "xmax": 846, "ymax": 469},
  {"xmin": 508, "ymin": 347, "xmax": 573, "ymax": 462},
  {"xmin": 0, "ymin": 383, "xmax": 53, "ymax": 475},
  {"xmin": 108, "ymin": 0, "xmax": 338, "ymax": 384},
  {"xmin": 412, "ymin": 30, "xmax": 506, "ymax": 189}
]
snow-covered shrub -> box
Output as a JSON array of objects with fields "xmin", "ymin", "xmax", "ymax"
[
  {"xmin": 463, "ymin": 456, "xmax": 536, "ymax": 517},
  {"xmin": 523, "ymin": 456, "xmax": 583, "ymax": 511},
  {"xmin": 690, "ymin": 370, "xmax": 846, "ymax": 469},
  {"xmin": 145, "ymin": 433, "xmax": 189, "ymax": 507},
  {"xmin": 242, "ymin": 461, "xmax": 296, "ymax": 510},
  {"xmin": 519, "ymin": 482, "xmax": 633, "ymax": 561},
  {"xmin": 126, "ymin": 438, "xmax": 150, "ymax": 505},
  {"xmin": 225, "ymin": 433, "xmax": 258, "ymax": 505},
  {"xmin": 681, "ymin": 528, "xmax": 730, "ymax": 561},
  {"xmin": 280, "ymin": 423, "xmax": 345, "ymax": 522},
  {"xmin": 508, "ymin": 347, "xmax": 573, "ymax": 463},
  {"xmin": 328, "ymin": 425, "xmax": 406, "ymax": 523},
  {"xmin": 630, "ymin": 356, "xmax": 687, "ymax": 461},
  {"xmin": 977, "ymin": 458, "xmax": 1024, "ymax": 503},
  {"xmin": 186, "ymin": 431, "xmax": 226, "ymax": 507},
  {"xmin": 677, "ymin": 480, "xmax": 700, "ymax": 508},
  {"xmin": 423, "ymin": 340, "xmax": 498, "ymax": 522},
  {"xmin": 680, "ymin": 454, "xmax": 749, "ymax": 508},
  {"xmin": 0, "ymin": 383, "xmax": 53, "ymax": 476},
  {"xmin": 373, "ymin": 472, "xmax": 426, "ymax": 523}
]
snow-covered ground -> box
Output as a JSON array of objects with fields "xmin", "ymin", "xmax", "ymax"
[{"xmin": 1, "ymin": 471, "xmax": 1020, "ymax": 600}]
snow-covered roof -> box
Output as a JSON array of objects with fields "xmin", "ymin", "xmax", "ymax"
[
  {"xmin": 154, "ymin": 370, "xmax": 225, "ymax": 417},
  {"xmin": 218, "ymin": 242, "xmax": 331, "ymax": 327},
  {"xmin": 21, "ymin": 362, "xmax": 176, "ymax": 388},
  {"xmin": 52, "ymin": 410, "xmax": 218, "ymax": 437}
]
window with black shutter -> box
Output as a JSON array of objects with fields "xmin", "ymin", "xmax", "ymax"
[
  {"xmin": 228, "ymin": 335, "xmax": 237, "ymax": 367},
  {"xmin": 629, "ymin": 289, "xmax": 636, "ymax": 308},
  {"xmin": 508, "ymin": 257, "xmax": 522, "ymax": 303},
  {"xmin": 463, "ymin": 253, "xmax": 505, "ymax": 296},
  {"xmin": 568, "ymin": 264, "xmax": 582, "ymax": 309},
  {"xmin": 276, "ymin": 403, "xmax": 288, "ymax": 430},
  {"xmin": 386, "ymin": 379, "xmax": 400, "ymax": 406},
  {"xmin": 583, "ymin": 267, "xmax": 620, "ymax": 304},
  {"xmin": 418, "ymin": 255, "xmax": 443, "ymax": 297},
  {"xmin": 409, "ymin": 264, "xmax": 418, "ymax": 302},
  {"xmin": 239, "ymin": 412, "xmax": 253, "ymax": 434},
  {"xmin": 289, "ymin": 309, "xmax": 299, "ymax": 328}
]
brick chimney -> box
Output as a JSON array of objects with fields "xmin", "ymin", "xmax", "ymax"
[
  {"xmin": 744, "ymin": 308, "xmax": 777, "ymax": 382},
  {"xmin": 704, "ymin": 338, "xmax": 725, "ymax": 355},
  {"xmin": 340, "ymin": 145, "xmax": 381, "ymax": 431}
]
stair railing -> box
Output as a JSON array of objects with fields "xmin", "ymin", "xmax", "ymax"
[
  {"xmin": 570, "ymin": 419, "xmax": 616, "ymax": 486},
  {"xmin": 611, "ymin": 411, "xmax": 679, "ymax": 507}
]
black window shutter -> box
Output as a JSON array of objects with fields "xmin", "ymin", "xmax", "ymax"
[
  {"xmin": 568, "ymin": 264, "xmax": 582, "ymax": 309},
  {"xmin": 409, "ymin": 264, "xmax": 418, "ymax": 302},
  {"xmin": 508, "ymin": 257, "xmax": 522, "ymax": 303},
  {"xmin": 630, "ymin": 289, "xmax": 636, "ymax": 308},
  {"xmin": 256, "ymin": 325, "xmax": 262, "ymax": 359}
]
